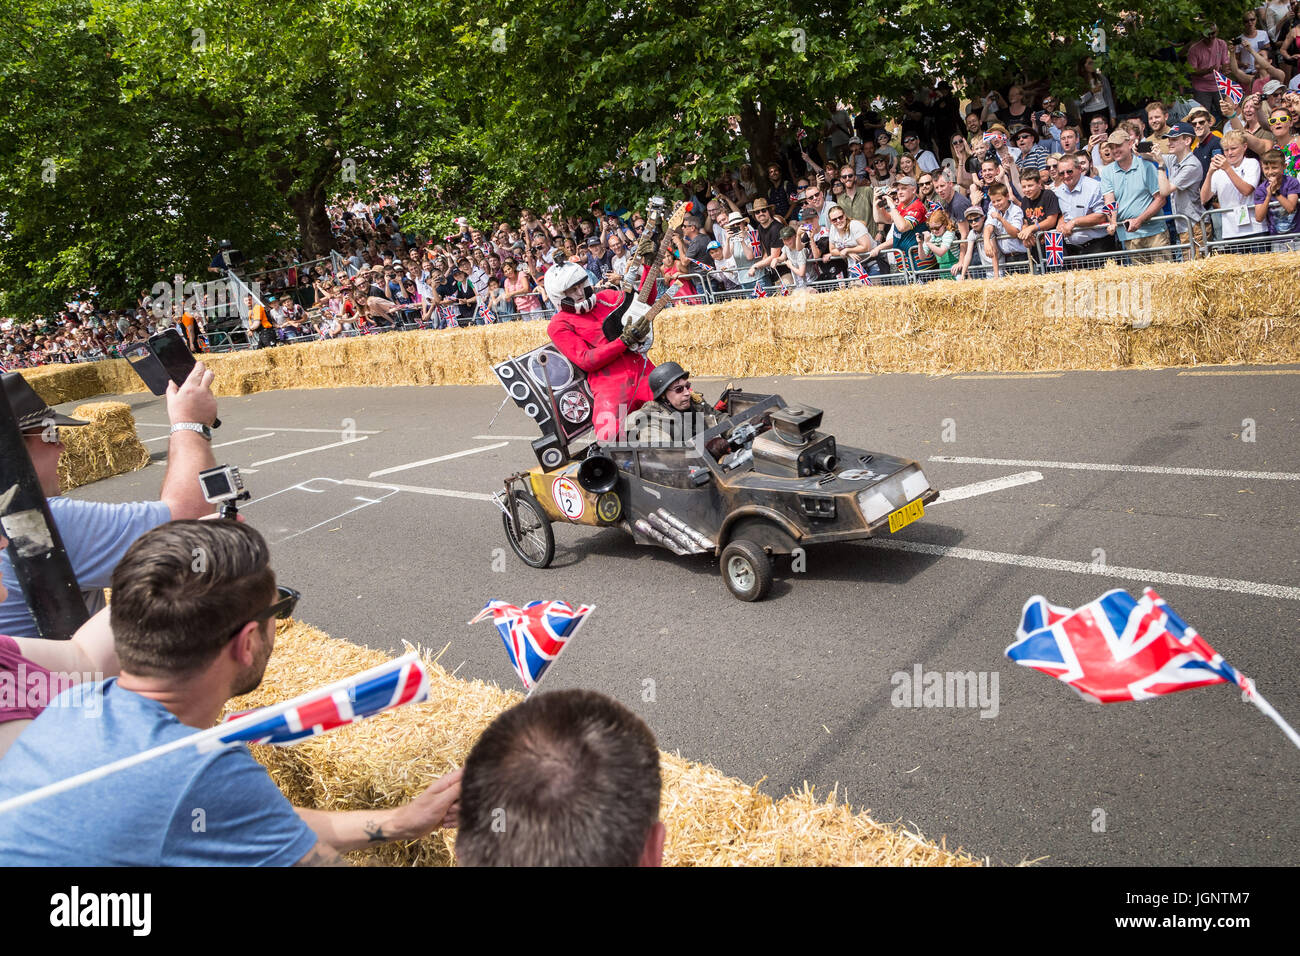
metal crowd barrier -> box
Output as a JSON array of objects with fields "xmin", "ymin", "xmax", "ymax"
[
  {"xmin": 1034, "ymin": 214, "xmax": 1195, "ymax": 271},
  {"xmin": 1200, "ymin": 204, "xmax": 1296, "ymax": 255}
]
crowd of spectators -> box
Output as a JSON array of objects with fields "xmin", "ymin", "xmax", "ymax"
[{"xmin": 6, "ymin": 7, "xmax": 1300, "ymax": 368}]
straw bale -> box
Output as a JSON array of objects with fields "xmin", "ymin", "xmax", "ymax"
[
  {"xmin": 56, "ymin": 401, "xmax": 151, "ymax": 491},
  {"xmin": 24, "ymin": 251, "xmax": 1300, "ymax": 406},
  {"xmin": 226, "ymin": 622, "xmax": 982, "ymax": 867}
]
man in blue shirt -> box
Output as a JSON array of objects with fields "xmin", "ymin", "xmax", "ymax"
[
  {"xmin": 0, "ymin": 520, "xmax": 461, "ymax": 865},
  {"xmin": 1053, "ymin": 154, "xmax": 1117, "ymax": 261},
  {"xmin": 0, "ymin": 367, "xmax": 221, "ymax": 639},
  {"xmin": 1100, "ymin": 129, "xmax": 1171, "ymax": 263}
]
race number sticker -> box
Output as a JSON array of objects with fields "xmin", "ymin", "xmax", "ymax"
[{"xmin": 551, "ymin": 476, "xmax": 586, "ymax": 521}]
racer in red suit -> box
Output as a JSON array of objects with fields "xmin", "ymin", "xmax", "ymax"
[{"xmin": 544, "ymin": 261, "xmax": 656, "ymax": 441}]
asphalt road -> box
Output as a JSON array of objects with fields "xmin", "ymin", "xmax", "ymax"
[{"xmin": 60, "ymin": 365, "xmax": 1300, "ymax": 866}]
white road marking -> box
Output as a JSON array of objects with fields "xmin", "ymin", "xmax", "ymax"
[
  {"xmin": 212, "ymin": 433, "xmax": 276, "ymax": 449},
  {"xmin": 949, "ymin": 373, "xmax": 1063, "ymax": 380},
  {"xmin": 472, "ymin": 435, "xmax": 541, "ymax": 441},
  {"xmin": 927, "ymin": 472, "xmax": 1043, "ymax": 505},
  {"xmin": 250, "ymin": 436, "xmax": 369, "ymax": 467},
  {"xmin": 1177, "ymin": 369, "xmax": 1300, "ymax": 377},
  {"xmin": 367, "ymin": 442, "xmax": 508, "ymax": 478},
  {"xmin": 242, "ymin": 425, "xmax": 382, "ymax": 434},
  {"xmin": 141, "ymin": 434, "xmax": 170, "ymax": 444},
  {"xmin": 930, "ymin": 456, "xmax": 1300, "ymax": 482},
  {"xmin": 864, "ymin": 539, "xmax": 1300, "ymax": 601},
  {"xmin": 274, "ymin": 487, "xmax": 402, "ymax": 543},
  {"xmin": 134, "ymin": 422, "xmax": 172, "ymax": 428},
  {"xmin": 341, "ymin": 478, "xmax": 495, "ymax": 501}
]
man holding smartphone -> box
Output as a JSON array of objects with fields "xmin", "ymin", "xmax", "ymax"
[{"xmin": 0, "ymin": 364, "xmax": 221, "ymax": 638}]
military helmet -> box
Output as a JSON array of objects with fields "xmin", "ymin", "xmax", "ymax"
[{"xmin": 648, "ymin": 361, "xmax": 689, "ymax": 402}]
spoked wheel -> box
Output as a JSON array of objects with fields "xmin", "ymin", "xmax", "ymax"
[
  {"xmin": 502, "ymin": 490, "xmax": 555, "ymax": 569},
  {"xmin": 720, "ymin": 538, "xmax": 772, "ymax": 602}
]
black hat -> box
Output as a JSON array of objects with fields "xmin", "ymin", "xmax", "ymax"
[
  {"xmin": 648, "ymin": 362, "xmax": 690, "ymax": 402},
  {"xmin": 2, "ymin": 372, "xmax": 91, "ymax": 432}
]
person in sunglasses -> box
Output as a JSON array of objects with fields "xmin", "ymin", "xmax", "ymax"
[
  {"xmin": 0, "ymin": 520, "xmax": 462, "ymax": 866},
  {"xmin": 624, "ymin": 362, "xmax": 719, "ymax": 447}
]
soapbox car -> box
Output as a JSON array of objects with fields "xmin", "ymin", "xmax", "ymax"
[{"xmin": 489, "ymin": 344, "xmax": 940, "ymax": 601}]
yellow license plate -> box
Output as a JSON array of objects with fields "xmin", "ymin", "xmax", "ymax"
[{"xmin": 887, "ymin": 499, "xmax": 925, "ymax": 534}]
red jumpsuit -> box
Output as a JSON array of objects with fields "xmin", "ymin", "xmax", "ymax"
[{"xmin": 547, "ymin": 288, "xmax": 656, "ymax": 441}]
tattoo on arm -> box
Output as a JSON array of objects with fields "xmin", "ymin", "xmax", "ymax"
[{"xmin": 364, "ymin": 820, "xmax": 387, "ymax": 843}]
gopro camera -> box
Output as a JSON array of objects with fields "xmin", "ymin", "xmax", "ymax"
[{"xmin": 199, "ymin": 464, "xmax": 251, "ymax": 518}]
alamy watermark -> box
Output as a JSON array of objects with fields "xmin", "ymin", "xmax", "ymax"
[
  {"xmin": 0, "ymin": 666, "xmax": 104, "ymax": 718},
  {"xmin": 1042, "ymin": 274, "xmax": 1152, "ymax": 325},
  {"xmin": 890, "ymin": 664, "xmax": 1000, "ymax": 718}
]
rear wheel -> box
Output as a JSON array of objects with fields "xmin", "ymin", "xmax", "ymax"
[
  {"xmin": 720, "ymin": 538, "xmax": 772, "ymax": 602},
  {"xmin": 503, "ymin": 490, "xmax": 555, "ymax": 568}
]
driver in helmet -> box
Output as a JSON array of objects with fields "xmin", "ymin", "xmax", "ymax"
[
  {"xmin": 625, "ymin": 362, "xmax": 719, "ymax": 446},
  {"xmin": 545, "ymin": 257, "xmax": 657, "ymax": 441}
]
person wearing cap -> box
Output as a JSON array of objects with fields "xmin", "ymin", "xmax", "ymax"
[
  {"xmin": 718, "ymin": 211, "xmax": 763, "ymax": 291},
  {"xmin": 1012, "ymin": 126, "xmax": 1051, "ymax": 173},
  {"xmin": 0, "ymin": 367, "xmax": 220, "ymax": 639},
  {"xmin": 1185, "ymin": 106, "xmax": 1226, "ymax": 176},
  {"xmin": 1100, "ymin": 128, "xmax": 1170, "ymax": 261},
  {"xmin": 1224, "ymin": 92, "xmax": 1277, "ymax": 158},
  {"xmin": 704, "ymin": 239, "xmax": 740, "ymax": 290},
  {"xmin": 846, "ymin": 136, "xmax": 868, "ymax": 178},
  {"xmin": 1158, "ymin": 121, "xmax": 1210, "ymax": 248},
  {"xmin": 624, "ymin": 362, "xmax": 718, "ymax": 447}
]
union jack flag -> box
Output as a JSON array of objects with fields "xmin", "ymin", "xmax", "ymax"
[
  {"xmin": 751, "ymin": 282, "xmax": 769, "ymax": 298},
  {"xmin": 478, "ymin": 304, "xmax": 497, "ymax": 324},
  {"xmin": 746, "ymin": 226, "xmax": 764, "ymax": 258},
  {"xmin": 796, "ymin": 128, "xmax": 807, "ymax": 142},
  {"xmin": 1006, "ymin": 588, "xmax": 1246, "ymax": 704},
  {"xmin": 982, "ymin": 131, "xmax": 1001, "ymax": 145},
  {"xmin": 849, "ymin": 260, "xmax": 872, "ymax": 285},
  {"xmin": 437, "ymin": 304, "xmax": 459, "ymax": 328},
  {"xmin": 1214, "ymin": 70, "xmax": 1244, "ymax": 105},
  {"xmin": 1103, "ymin": 200, "xmax": 1118, "ymax": 216},
  {"xmin": 925, "ymin": 200, "xmax": 942, "ymax": 214},
  {"xmin": 1042, "ymin": 230, "xmax": 1065, "ymax": 267},
  {"xmin": 205, "ymin": 653, "xmax": 430, "ymax": 749},
  {"xmin": 471, "ymin": 600, "xmax": 593, "ymax": 691}
]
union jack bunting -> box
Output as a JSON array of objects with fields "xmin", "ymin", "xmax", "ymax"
[
  {"xmin": 470, "ymin": 600, "xmax": 593, "ymax": 691},
  {"xmin": 1007, "ymin": 588, "xmax": 1247, "ymax": 704},
  {"xmin": 751, "ymin": 282, "xmax": 768, "ymax": 298},
  {"xmin": 1042, "ymin": 230, "xmax": 1065, "ymax": 267},
  {"xmin": 205, "ymin": 654, "xmax": 430, "ymax": 749},
  {"xmin": 1214, "ymin": 70, "xmax": 1244, "ymax": 105}
]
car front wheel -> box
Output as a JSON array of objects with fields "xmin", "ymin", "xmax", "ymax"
[{"xmin": 720, "ymin": 538, "xmax": 772, "ymax": 602}]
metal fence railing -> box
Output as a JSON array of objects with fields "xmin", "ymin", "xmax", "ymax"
[{"xmin": 1199, "ymin": 204, "xmax": 1296, "ymax": 256}]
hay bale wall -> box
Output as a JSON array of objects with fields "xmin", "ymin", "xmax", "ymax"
[
  {"xmin": 56, "ymin": 401, "xmax": 151, "ymax": 492},
  {"xmin": 23, "ymin": 252, "xmax": 1300, "ymax": 406},
  {"xmin": 229, "ymin": 622, "xmax": 982, "ymax": 867}
]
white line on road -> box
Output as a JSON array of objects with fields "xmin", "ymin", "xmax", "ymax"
[
  {"xmin": 928, "ymin": 471, "xmax": 1043, "ymax": 505},
  {"xmin": 949, "ymin": 373, "xmax": 1063, "ymax": 380},
  {"xmin": 250, "ymin": 437, "xmax": 369, "ymax": 467},
  {"xmin": 274, "ymin": 487, "xmax": 401, "ymax": 543},
  {"xmin": 472, "ymin": 435, "xmax": 541, "ymax": 441},
  {"xmin": 141, "ymin": 435, "xmax": 170, "ymax": 444},
  {"xmin": 135, "ymin": 422, "xmax": 172, "ymax": 428},
  {"xmin": 243, "ymin": 426, "xmax": 382, "ymax": 434},
  {"xmin": 341, "ymin": 478, "xmax": 495, "ymax": 501},
  {"xmin": 930, "ymin": 456, "xmax": 1300, "ymax": 482},
  {"xmin": 1177, "ymin": 369, "xmax": 1300, "ymax": 377},
  {"xmin": 864, "ymin": 539, "xmax": 1300, "ymax": 601},
  {"xmin": 213, "ymin": 433, "xmax": 276, "ymax": 449},
  {"xmin": 368, "ymin": 442, "xmax": 508, "ymax": 478}
]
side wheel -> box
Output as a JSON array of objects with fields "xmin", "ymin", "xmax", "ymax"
[
  {"xmin": 503, "ymin": 490, "xmax": 555, "ymax": 569},
  {"xmin": 720, "ymin": 538, "xmax": 772, "ymax": 602}
]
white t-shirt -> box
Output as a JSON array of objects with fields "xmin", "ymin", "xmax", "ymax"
[
  {"xmin": 1209, "ymin": 158, "xmax": 1265, "ymax": 237},
  {"xmin": 828, "ymin": 219, "xmax": 871, "ymax": 254},
  {"xmin": 779, "ymin": 244, "xmax": 811, "ymax": 286},
  {"xmin": 914, "ymin": 150, "xmax": 941, "ymax": 173}
]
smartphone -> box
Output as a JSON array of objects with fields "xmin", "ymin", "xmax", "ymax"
[
  {"xmin": 147, "ymin": 329, "xmax": 221, "ymax": 428},
  {"xmin": 121, "ymin": 342, "xmax": 171, "ymax": 396}
]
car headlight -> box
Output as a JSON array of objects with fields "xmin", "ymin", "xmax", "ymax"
[{"xmin": 857, "ymin": 467, "xmax": 930, "ymax": 523}]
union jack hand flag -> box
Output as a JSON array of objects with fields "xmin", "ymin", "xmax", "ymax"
[
  {"xmin": 1042, "ymin": 230, "xmax": 1065, "ymax": 267},
  {"xmin": 925, "ymin": 200, "xmax": 943, "ymax": 214},
  {"xmin": 982, "ymin": 131, "xmax": 1001, "ymax": 145},
  {"xmin": 205, "ymin": 653, "xmax": 430, "ymax": 750},
  {"xmin": 438, "ymin": 304, "xmax": 459, "ymax": 328},
  {"xmin": 1006, "ymin": 588, "xmax": 1247, "ymax": 704},
  {"xmin": 478, "ymin": 304, "xmax": 497, "ymax": 324},
  {"xmin": 471, "ymin": 600, "xmax": 593, "ymax": 691},
  {"xmin": 746, "ymin": 226, "xmax": 764, "ymax": 259},
  {"xmin": 849, "ymin": 260, "xmax": 872, "ymax": 285},
  {"xmin": 751, "ymin": 282, "xmax": 768, "ymax": 298},
  {"xmin": 1214, "ymin": 70, "xmax": 1244, "ymax": 105},
  {"xmin": 1103, "ymin": 200, "xmax": 1118, "ymax": 216}
]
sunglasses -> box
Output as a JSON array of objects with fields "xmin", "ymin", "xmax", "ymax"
[
  {"xmin": 1269, "ymin": 117, "xmax": 1290, "ymax": 125},
  {"xmin": 233, "ymin": 586, "xmax": 301, "ymax": 637},
  {"xmin": 668, "ymin": 382, "xmax": 692, "ymax": 394}
]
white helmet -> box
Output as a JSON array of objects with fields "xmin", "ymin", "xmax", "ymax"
[{"xmin": 543, "ymin": 261, "xmax": 595, "ymax": 314}]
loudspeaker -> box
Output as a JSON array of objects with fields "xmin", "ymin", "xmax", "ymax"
[
  {"xmin": 532, "ymin": 433, "xmax": 566, "ymax": 470},
  {"xmin": 577, "ymin": 454, "xmax": 619, "ymax": 494}
]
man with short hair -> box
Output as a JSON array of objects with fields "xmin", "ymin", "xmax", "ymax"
[
  {"xmin": 675, "ymin": 216, "xmax": 713, "ymax": 267},
  {"xmin": 0, "ymin": 520, "xmax": 462, "ymax": 865},
  {"xmin": 881, "ymin": 176, "xmax": 927, "ymax": 262},
  {"xmin": 1100, "ymin": 129, "xmax": 1170, "ymax": 262},
  {"xmin": 1188, "ymin": 24, "xmax": 1232, "ymax": 119},
  {"xmin": 1059, "ymin": 126, "xmax": 1081, "ymax": 155},
  {"xmin": 0, "ymin": 369, "xmax": 220, "ymax": 639},
  {"xmin": 457, "ymin": 688, "xmax": 664, "ymax": 867},
  {"xmin": 902, "ymin": 131, "xmax": 941, "ymax": 173},
  {"xmin": 1053, "ymin": 154, "xmax": 1115, "ymax": 260},
  {"xmin": 835, "ymin": 164, "xmax": 876, "ymax": 237}
]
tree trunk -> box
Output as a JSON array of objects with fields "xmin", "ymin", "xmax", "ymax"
[
  {"xmin": 738, "ymin": 101, "xmax": 778, "ymax": 178},
  {"xmin": 288, "ymin": 187, "xmax": 334, "ymax": 259}
]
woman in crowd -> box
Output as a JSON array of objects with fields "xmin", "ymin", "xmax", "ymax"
[
  {"xmin": 503, "ymin": 259, "xmax": 543, "ymax": 315},
  {"xmin": 1076, "ymin": 55, "xmax": 1117, "ymax": 131},
  {"xmin": 951, "ymin": 134, "xmax": 978, "ymax": 186}
]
